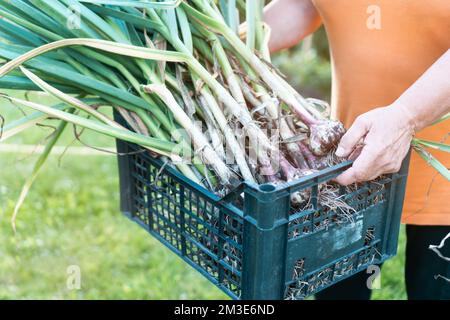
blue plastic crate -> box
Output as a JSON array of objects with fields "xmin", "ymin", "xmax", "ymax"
[{"xmin": 116, "ymin": 137, "xmax": 410, "ymax": 300}]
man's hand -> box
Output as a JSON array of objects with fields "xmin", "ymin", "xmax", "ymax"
[
  {"xmin": 334, "ymin": 104, "xmax": 415, "ymax": 185},
  {"xmin": 335, "ymin": 49, "xmax": 450, "ymax": 185}
]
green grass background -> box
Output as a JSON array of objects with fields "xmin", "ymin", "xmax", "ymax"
[{"xmin": 0, "ymin": 92, "xmax": 407, "ymax": 300}]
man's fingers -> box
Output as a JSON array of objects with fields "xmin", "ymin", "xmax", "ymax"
[
  {"xmin": 347, "ymin": 144, "xmax": 363, "ymax": 161},
  {"xmin": 335, "ymin": 146, "xmax": 381, "ymax": 185},
  {"xmin": 335, "ymin": 167, "xmax": 358, "ymax": 185},
  {"xmin": 335, "ymin": 117, "xmax": 369, "ymax": 157}
]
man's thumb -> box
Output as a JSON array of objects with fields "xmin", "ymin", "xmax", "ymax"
[{"xmin": 335, "ymin": 119, "xmax": 368, "ymax": 157}]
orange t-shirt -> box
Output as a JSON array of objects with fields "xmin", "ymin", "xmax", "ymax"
[{"xmin": 311, "ymin": 0, "xmax": 450, "ymax": 225}]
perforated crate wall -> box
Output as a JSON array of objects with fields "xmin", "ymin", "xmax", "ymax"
[{"xmin": 116, "ymin": 138, "xmax": 410, "ymax": 300}]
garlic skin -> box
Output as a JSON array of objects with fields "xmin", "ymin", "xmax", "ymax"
[{"xmin": 309, "ymin": 120, "xmax": 346, "ymax": 156}]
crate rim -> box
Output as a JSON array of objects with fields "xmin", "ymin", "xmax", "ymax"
[{"xmin": 124, "ymin": 146, "xmax": 409, "ymax": 232}]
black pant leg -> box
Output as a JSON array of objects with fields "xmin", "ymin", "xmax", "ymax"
[
  {"xmin": 405, "ymin": 224, "xmax": 450, "ymax": 300},
  {"xmin": 314, "ymin": 269, "xmax": 373, "ymax": 300}
]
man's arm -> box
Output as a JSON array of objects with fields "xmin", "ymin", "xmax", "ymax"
[
  {"xmin": 335, "ymin": 49, "xmax": 450, "ymax": 185},
  {"xmin": 264, "ymin": 0, "xmax": 322, "ymax": 53}
]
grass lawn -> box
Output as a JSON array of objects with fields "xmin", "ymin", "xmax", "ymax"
[{"xmin": 0, "ymin": 91, "xmax": 407, "ymax": 299}]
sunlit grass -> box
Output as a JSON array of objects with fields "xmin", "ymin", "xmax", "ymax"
[{"xmin": 0, "ymin": 153, "xmax": 227, "ymax": 299}]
